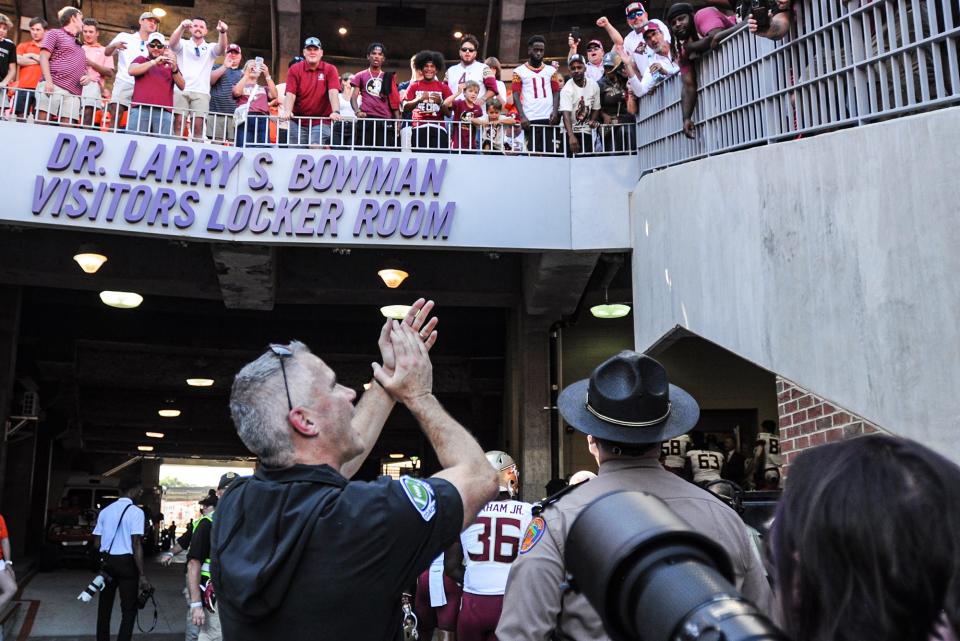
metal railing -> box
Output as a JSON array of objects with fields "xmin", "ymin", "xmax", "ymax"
[
  {"xmin": 636, "ymin": 0, "xmax": 960, "ymax": 172},
  {"xmin": 0, "ymin": 87, "xmax": 639, "ymax": 158}
]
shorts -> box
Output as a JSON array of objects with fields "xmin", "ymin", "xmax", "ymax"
[
  {"xmin": 174, "ymin": 90, "xmax": 211, "ymax": 115},
  {"xmin": 289, "ymin": 120, "xmax": 333, "ymax": 146},
  {"xmin": 206, "ymin": 112, "xmax": 236, "ymax": 143},
  {"xmin": 36, "ymin": 83, "xmax": 82, "ymax": 122},
  {"xmin": 457, "ymin": 593, "xmax": 504, "ymax": 641},
  {"xmin": 81, "ymin": 81, "xmax": 103, "ymax": 109},
  {"xmin": 112, "ymin": 79, "xmax": 134, "ymax": 107},
  {"xmin": 694, "ymin": 7, "xmax": 737, "ymax": 35}
]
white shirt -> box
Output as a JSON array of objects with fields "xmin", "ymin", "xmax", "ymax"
[
  {"xmin": 661, "ymin": 434, "xmax": 693, "ymax": 469},
  {"xmin": 686, "ymin": 449, "xmax": 724, "ymax": 484},
  {"xmin": 461, "ymin": 499, "xmax": 533, "ymax": 595},
  {"xmin": 559, "ymin": 78, "xmax": 601, "ymax": 132},
  {"xmin": 585, "ymin": 60, "xmax": 605, "ymax": 82},
  {"xmin": 627, "ymin": 51, "xmax": 679, "ymax": 97},
  {"xmin": 512, "ymin": 63, "xmax": 559, "ymax": 121},
  {"xmin": 755, "ymin": 432, "xmax": 784, "ymax": 467},
  {"xmin": 171, "ymin": 38, "xmax": 220, "ymax": 94},
  {"xmin": 109, "ymin": 32, "xmax": 151, "ymax": 86},
  {"xmin": 93, "ymin": 497, "xmax": 144, "ymax": 555},
  {"xmin": 445, "ymin": 61, "xmax": 492, "ymax": 98}
]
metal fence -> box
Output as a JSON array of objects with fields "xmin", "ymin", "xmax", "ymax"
[
  {"xmin": 0, "ymin": 87, "xmax": 638, "ymax": 158},
  {"xmin": 637, "ymin": 0, "xmax": 960, "ymax": 172}
]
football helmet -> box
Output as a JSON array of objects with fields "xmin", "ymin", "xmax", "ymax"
[{"xmin": 485, "ymin": 450, "xmax": 519, "ymax": 497}]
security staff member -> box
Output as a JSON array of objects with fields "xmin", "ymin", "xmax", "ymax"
[
  {"xmin": 92, "ymin": 476, "xmax": 151, "ymax": 641},
  {"xmin": 497, "ymin": 351, "xmax": 774, "ymax": 641},
  {"xmin": 187, "ymin": 491, "xmax": 220, "ymax": 641},
  {"xmin": 211, "ymin": 300, "xmax": 498, "ymax": 641}
]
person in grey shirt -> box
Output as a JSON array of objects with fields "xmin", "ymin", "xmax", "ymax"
[{"xmin": 208, "ymin": 43, "xmax": 243, "ymax": 143}]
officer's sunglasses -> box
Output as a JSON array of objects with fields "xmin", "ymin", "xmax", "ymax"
[{"xmin": 269, "ymin": 344, "xmax": 294, "ymax": 411}]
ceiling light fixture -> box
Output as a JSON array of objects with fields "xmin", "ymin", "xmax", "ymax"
[
  {"xmin": 380, "ymin": 304, "xmax": 412, "ymax": 320},
  {"xmin": 338, "ymin": 26, "xmax": 348, "ymax": 35},
  {"xmin": 137, "ymin": 445, "xmax": 155, "ymax": 452},
  {"xmin": 73, "ymin": 244, "xmax": 108, "ymax": 274},
  {"xmin": 186, "ymin": 378, "xmax": 215, "ymax": 387},
  {"xmin": 453, "ymin": 30, "xmax": 463, "ymax": 39},
  {"xmin": 377, "ymin": 267, "xmax": 409, "ymax": 289},
  {"xmin": 590, "ymin": 287, "xmax": 632, "ymax": 319},
  {"xmin": 99, "ymin": 291, "xmax": 143, "ymax": 309},
  {"xmin": 145, "ymin": 431, "xmax": 165, "ymax": 439},
  {"xmin": 158, "ymin": 409, "xmax": 181, "ymax": 418},
  {"xmin": 151, "ymin": 7, "xmax": 167, "ymax": 18},
  {"xmin": 389, "ymin": 453, "xmax": 405, "ymax": 459}
]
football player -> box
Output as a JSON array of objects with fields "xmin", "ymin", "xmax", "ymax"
[
  {"xmin": 754, "ymin": 423, "xmax": 784, "ymax": 490},
  {"xmin": 660, "ymin": 433, "xmax": 693, "ymax": 478},
  {"xmin": 686, "ymin": 447, "xmax": 724, "ymax": 486},
  {"xmin": 446, "ymin": 451, "xmax": 532, "ymax": 641}
]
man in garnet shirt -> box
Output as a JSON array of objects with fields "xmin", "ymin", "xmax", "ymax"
[
  {"xmin": 350, "ymin": 42, "xmax": 401, "ymax": 150},
  {"xmin": 37, "ymin": 7, "xmax": 90, "ymax": 125},
  {"xmin": 127, "ymin": 32, "xmax": 185, "ymax": 136},
  {"xmin": 401, "ymin": 50, "xmax": 451, "ymax": 151},
  {"xmin": 282, "ymin": 37, "xmax": 341, "ymax": 147}
]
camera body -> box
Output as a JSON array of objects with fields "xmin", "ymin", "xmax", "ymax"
[
  {"xmin": 77, "ymin": 572, "xmax": 111, "ymax": 603},
  {"xmin": 136, "ymin": 585, "xmax": 155, "ymax": 609}
]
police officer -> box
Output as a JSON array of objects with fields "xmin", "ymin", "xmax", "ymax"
[
  {"xmin": 497, "ymin": 351, "xmax": 774, "ymax": 641},
  {"xmin": 187, "ymin": 491, "xmax": 220, "ymax": 641},
  {"xmin": 211, "ymin": 300, "xmax": 498, "ymax": 641}
]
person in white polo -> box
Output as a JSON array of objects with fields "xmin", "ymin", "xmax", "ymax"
[
  {"xmin": 167, "ymin": 16, "xmax": 228, "ymax": 141},
  {"xmin": 104, "ymin": 11, "xmax": 160, "ymax": 127}
]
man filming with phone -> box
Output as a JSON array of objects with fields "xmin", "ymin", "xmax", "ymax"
[{"xmin": 92, "ymin": 477, "xmax": 151, "ymax": 641}]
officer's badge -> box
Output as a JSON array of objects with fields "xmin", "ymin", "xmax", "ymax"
[
  {"xmin": 519, "ymin": 516, "xmax": 546, "ymax": 554},
  {"xmin": 400, "ymin": 476, "xmax": 437, "ymax": 521}
]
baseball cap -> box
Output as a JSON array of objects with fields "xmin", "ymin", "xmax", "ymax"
[
  {"xmin": 568, "ymin": 54, "xmax": 588, "ymax": 66},
  {"xmin": 139, "ymin": 11, "xmax": 159, "ymax": 22},
  {"xmin": 586, "ymin": 39, "xmax": 604, "ymax": 49},
  {"xmin": 303, "ymin": 36, "xmax": 322, "ymax": 48},
  {"xmin": 146, "ymin": 32, "xmax": 165, "ymax": 45},
  {"xmin": 218, "ymin": 471, "xmax": 239, "ymax": 490},
  {"xmin": 644, "ymin": 19, "xmax": 672, "ymax": 43},
  {"xmin": 226, "ymin": 44, "xmax": 241, "ymax": 54},
  {"xmin": 199, "ymin": 491, "xmax": 218, "ymax": 508},
  {"xmin": 625, "ymin": 2, "xmax": 646, "ymax": 16}
]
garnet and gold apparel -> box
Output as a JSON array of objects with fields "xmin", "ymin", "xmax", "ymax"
[
  {"xmin": 40, "ymin": 28, "xmax": 87, "ymax": 95},
  {"xmin": 130, "ymin": 56, "xmax": 175, "ymax": 108},
  {"xmin": 406, "ymin": 79, "xmax": 452, "ymax": 124},
  {"xmin": 211, "ymin": 465, "xmax": 463, "ymax": 641},
  {"xmin": 285, "ymin": 60, "xmax": 340, "ymax": 125}
]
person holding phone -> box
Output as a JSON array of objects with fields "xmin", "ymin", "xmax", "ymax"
[
  {"xmin": 232, "ymin": 57, "xmax": 276, "ymax": 148},
  {"xmin": 127, "ymin": 32, "xmax": 184, "ymax": 136}
]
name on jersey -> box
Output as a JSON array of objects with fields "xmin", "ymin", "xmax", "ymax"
[
  {"xmin": 32, "ymin": 132, "xmax": 459, "ymax": 242},
  {"xmin": 483, "ymin": 502, "xmax": 526, "ymax": 514}
]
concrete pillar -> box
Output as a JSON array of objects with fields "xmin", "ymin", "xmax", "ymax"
[
  {"xmin": 0, "ymin": 286, "xmax": 23, "ymax": 557},
  {"xmin": 510, "ymin": 311, "xmax": 552, "ymax": 503},
  {"xmin": 498, "ymin": 0, "xmax": 527, "ymax": 63},
  {"xmin": 275, "ymin": 0, "xmax": 302, "ymax": 80}
]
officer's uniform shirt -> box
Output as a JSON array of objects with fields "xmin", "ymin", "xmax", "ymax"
[
  {"xmin": 686, "ymin": 448, "xmax": 724, "ymax": 484},
  {"xmin": 461, "ymin": 498, "xmax": 533, "ymax": 595},
  {"xmin": 497, "ymin": 455, "xmax": 773, "ymax": 641},
  {"xmin": 93, "ymin": 497, "xmax": 144, "ymax": 555}
]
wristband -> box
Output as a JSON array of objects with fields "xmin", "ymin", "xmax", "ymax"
[{"xmin": 190, "ymin": 601, "xmax": 203, "ymax": 608}]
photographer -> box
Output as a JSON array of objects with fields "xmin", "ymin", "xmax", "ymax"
[
  {"xmin": 746, "ymin": 0, "xmax": 794, "ymax": 40},
  {"xmin": 497, "ymin": 351, "xmax": 772, "ymax": 641},
  {"xmin": 92, "ymin": 476, "xmax": 151, "ymax": 641}
]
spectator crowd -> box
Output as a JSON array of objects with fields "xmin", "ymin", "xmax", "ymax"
[{"xmin": 0, "ymin": 2, "xmax": 795, "ymax": 154}]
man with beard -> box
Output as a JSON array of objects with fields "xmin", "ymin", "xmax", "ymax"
[
  {"xmin": 596, "ymin": 52, "xmax": 636, "ymax": 152},
  {"xmin": 168, "ymin": 17, "xmax": 228, "ymax": 140},
  {"xmin": 444, "ymin": 34, "xmax": 497, "ymax": 104},
  {"xmin": 668, "ymin": 2, "xmax": 739, "ymax": 138},
  {"xmin": 596, "ymin": 5, "xmax": 670, "ymax": 78},
  {"xmin": 351, "ymin": 42, "xmax": 401, "ymax": 149},
  {"xmin": 511, "ymin": 35, "xmax": 561, "ymax": 154},
  {"xmin": 105, "ymin": 12, "xmax": 159, "ymax": 126},
  {"xmin": 559, "ymin": 55, "xmax": 600, "ymax": 156},
  {"xmin": 619, "ymin": 21, "xmax": 679, "ymax": 98},
  {"xmin": 208, "ymin": 44, "xmax": 244, "ymax": 143}
]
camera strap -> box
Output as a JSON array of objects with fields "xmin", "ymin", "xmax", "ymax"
[
  {"xmin": 101, "ymin": 504, "xmax": 133, "ymax": 565},
  {"xmin": 136, "ymin": 591, "xmax": 158, "ymax": 633}
]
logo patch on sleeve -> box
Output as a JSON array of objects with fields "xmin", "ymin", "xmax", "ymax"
[
  {"xmin": 400, "ymin": 476, "xmax": 437, "ymax": 521},
  {"xmin": 519, "ymin": 516, "xmax": 546, "ymax": 554}
]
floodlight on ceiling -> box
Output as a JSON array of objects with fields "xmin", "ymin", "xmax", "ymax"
[
  {"xmin": 590, "ymin": 288, "xmax": 631, "ymax": 319},
  {"xmin": 73, "ymin": 244, "xmax": 108, "ymax": 274},
  {"xmin": 151, "ymin": 7, "xmax": 166, "ymax": 18},
  {"xmin": 453, "ymin": 30, "xmax": 463, "ymax": 39},
  {"xmin": 389, "ymin": 453, "xmax": 405, "ymax": 459},
  {"xmin": 380, "ymin": 304, "xmax": 411, "ymax": 320},
  {"xmin": 338, "ymin": 26, "xmax": 348, "ymax": 35},
  {"xmin": 99, "ymin": 291, "xmax": 143, "ymax": 309},
  {"xmin": 145, "ymin": 431, "xmax": 165, "ymax": 439},
  {"xmin": 186, "ymin": 378, "xmax": 215, "ymax": 387},
  {"xmin": 158, "ymin": 409, "xmax": 181, "ymax": 418},
  {"xmin": 378, "ymin": 267, "xmax": 409, "ymax": 288},
  {"xmin": 137, "ymin": 445, "xmax": 155, "ymax": 452}
]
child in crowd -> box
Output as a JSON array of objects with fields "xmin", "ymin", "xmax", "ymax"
[
  {"xmin": 470, "ymin": 98, "xmax": 516, "ymax": 153},
  {"xmin": 444, "ymin": 79, "xmax": 483, "ymax": 150}
]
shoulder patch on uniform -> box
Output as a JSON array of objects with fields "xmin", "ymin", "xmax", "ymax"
[
  {"xmin": 400, "ymin": 476, "xmax": 437, "ymax": 521},
  {"xmin": 519, "ymin": 516, "xmax": 546, "ymax": 554}
]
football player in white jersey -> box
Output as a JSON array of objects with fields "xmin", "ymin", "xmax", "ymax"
[
  {"xmin": 754, "ymin": 422, "xmax": 783, "ymax": 489},
  {"xmin": 446, "ymin": 451, "xmax": 532, "ymax": 641},
  {"xmin": 660, "ymin": 433, "xmax": 693, "ymax": 477},
  {"xmin": 686, "ymin": 447, "xmax": 724, "ymax": 486},
  {"xmin": 445, "ymin": 34, "xmax": 497, "ymax": 103},
  {"xmin": 511, "ymin": 35, "xmax": 561, "ymax": 153}
]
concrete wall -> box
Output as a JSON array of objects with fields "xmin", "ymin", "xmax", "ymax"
[{"xmin": 632, "ymin": 106, "xmax": 960, "ymax": 463}]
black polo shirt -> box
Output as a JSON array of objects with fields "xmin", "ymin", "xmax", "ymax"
[{"xmin": 212, "ymin": 464, "xmax": 463, "ymax": 641}]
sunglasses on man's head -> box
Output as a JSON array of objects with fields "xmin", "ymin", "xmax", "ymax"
[
  {"xmin": 269, "ymin": 344, "xmax": 295, "ymax": 412},
  {"xmin": 627, "ymin": 10, "xmax": 645, "ymax": 18}
]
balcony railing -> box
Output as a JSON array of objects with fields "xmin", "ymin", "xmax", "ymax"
[
  {"xmin": 0, "ymin": 87, "xmax": 638, "ymax": 158},
  {"xmin": 637, "ymin": 0, "xmax": 960, "ymax": 173}
]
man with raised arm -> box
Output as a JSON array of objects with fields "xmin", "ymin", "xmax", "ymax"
[
  {"xmin": 211, "ymin": 300, "xmax": 498, "ymax": 641},
  {"xmin": 167, "ymin": 16, "xmax": 228, "ymax": 140}
]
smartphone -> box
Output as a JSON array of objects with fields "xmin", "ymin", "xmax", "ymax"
[
  {"xmin": 254, "ymin": 56, "xmax": 264, "ymax": 73},
  {"xmin": 570, "ymin": 26, "xmax": 582, "ymax": 42}
]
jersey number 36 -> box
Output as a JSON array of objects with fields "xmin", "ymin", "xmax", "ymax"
[{"xmin": 468, "ymin": 517, "xmax": 521, "ymax": 563}]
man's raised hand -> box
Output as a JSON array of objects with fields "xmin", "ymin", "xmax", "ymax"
[
  {"xmin": 372, "ymin": 322, "xmax": 433, "ymax": 403},
  {"xmin": 377, "ymin": 298, "xmax": 438, "ymax": 374}
]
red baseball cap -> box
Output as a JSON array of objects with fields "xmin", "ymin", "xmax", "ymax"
[
  {"xmin": 586, "ymin": 39, "xmax": 604, "ymax": 49},
  {"xmin": 625, "ymin": 2, "xmax": 645, "ymax": 15}
]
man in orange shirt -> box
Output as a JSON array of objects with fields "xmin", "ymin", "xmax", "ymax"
[{"xmin": 14, "ymin": 17, "xmax": 46, "ymax": 118}]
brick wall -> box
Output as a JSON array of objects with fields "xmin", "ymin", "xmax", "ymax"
[{"xmin": 776, "ymin": 377, "xmax": 885, "ymax": 473}]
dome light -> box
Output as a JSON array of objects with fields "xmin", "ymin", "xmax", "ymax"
[
  {"xmin": 338, "ymin": 26, "xmax": 348, "ymax": 35},
  {"xmin": 137, "ymin": 445, "xmax": 155, "ymax": 452},
  {"xmin": 186, "ymin": 378, "xmax": 215, "ymax": 387},
  {"xmin": 378, "ymin": 268, "xmax": 409, "ymax": 288},
  {"xmin": 389, "ymin": 453, "xmax": 405, "ymax": 459},
  {"xmin": 99, "ymin": 291, "xmax": 143, "ymax": 309},
  {"xmin": 73, "ymin": 245, "xmax": 108, "ymax": 274},
  {"xmin": 380, "ymin": 304, "xmax": 411, "ymax": 320},
  {"xmin": 145, "ymin": 432, "xmax": 165, "ymax": 439},
  {"xmin": 590, "ymin": 287, "xmax": 631, "ymax": 319},
  {"xmin": 158, "ymin": 409, "xmax": 181, "ymax": 418},
  {"xmin": 151, "ymin": 7, "xmax": 167, "ymax": 18},
  {"xmin": 453, "ymin": 31, "xmax": 463, "ymax": 39}
]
